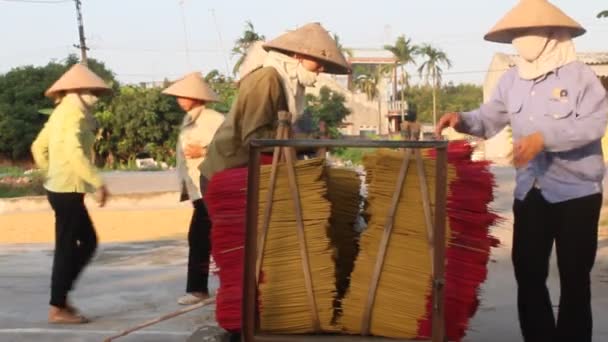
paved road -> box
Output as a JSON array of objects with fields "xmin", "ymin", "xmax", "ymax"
[
  {"xmin": 1, "ymin": 166, "xmax": 607, "ymax": 342},
  {"xmin": 0, "ymin": 241, "xmax": 220, "ymax": 342},
  {"xmin": 102, "ymin": 170, "xmax": 180, "ymax": 195}
]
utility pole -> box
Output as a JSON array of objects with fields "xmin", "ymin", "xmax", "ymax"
[
  {"xmin": 73, "ymin": 0, "xmax": 89, "ymax": 65},
  {"xmin": 210, "ymin": 8, "xmax": 231, "ymax": 76},
  {"xmin": 178, "ymin": 0, "xmax": 192, "ymax": 68}
]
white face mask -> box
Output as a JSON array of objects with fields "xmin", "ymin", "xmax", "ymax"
[
  {"xmin": 79, "ymin": 93, "xmax": 99, "ymax": 108},
  {"xmin": 296, "ymin": 63, "xmax": 318, "ymax": 87},
  {"xmin": 512, "ymin": 30, "xmax": 549, "ymax": 62}
]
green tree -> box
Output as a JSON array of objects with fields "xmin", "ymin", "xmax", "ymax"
[
  {"xmin": 417, "ymin": 44, "xmax": 452, "ymax": 126},
  {"xmin": 95, "ymin": 86, "xmax": 182, "ymax": 167},
  {"xmin": 406, "ymin": 83, "xmax": 481, "ymax": 123},
  {"xmin": 204, "ymin": 69, "xmax": 237, "ymax": 113},
  {"xmin": 305, "ymin": 86, "xmax": 351, "ymax": 138},
  {"xmin": 232, "ymin": 21, "xmax": 265, "ymax": 76},
  {"xmin": 354, "ymin": 65, "xmax": 391, "ymax": 134},
  {"xmin": 597, "ymin": 10, "xmax": 608, "ymax": 18},
  {"xmin": 332, "ymin": 33, "xmax": 353, "ymax": 58},
  {"xmin": 384, "ymin": 35, "xmax": 418, "ymax": 120},
  {"xmin": 0, "ymin": 55, "xmax": 117, "ymax": 161}
]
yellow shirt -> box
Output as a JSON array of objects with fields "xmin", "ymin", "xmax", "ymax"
[{"xmin": 31, "ymin": 95, "xmax": 103, "ymax": 193}]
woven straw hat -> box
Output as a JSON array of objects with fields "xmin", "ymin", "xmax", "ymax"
[
  {"xmin": 162, "ymin": 72, "xmax": 220, "ymax": 102},
  {"xmin": 45, "ymin": 63, "xmax": 111, "ymax": 98},
  {"xmin": 263, "ymin": 22, "xmax": 351, "ymax": 74},
  {"xmin": 484, "ymin": 0, "xmax": 585, "ymax": 43}
]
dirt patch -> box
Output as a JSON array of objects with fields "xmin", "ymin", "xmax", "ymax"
[{"xmin": 0, "ymin": 207, "xmax": 191, "ymax": 244}]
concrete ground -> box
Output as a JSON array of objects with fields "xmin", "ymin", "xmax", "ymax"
[
  {"xmin": 0, "ymin": 241, "xmax": 220, "ymax": 342},
  {"xmin": 464, "ymin": 167, "xmax": 608, "ymax": 342},
  {"xmin": 0, "ymin": 168, "xmax": 607, "ymax": 341}
]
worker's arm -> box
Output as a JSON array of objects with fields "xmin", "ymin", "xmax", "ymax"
[
  {"xmin": 458, "ymin": 69, "xmax": 515, "ymax": 139},
  {"xmin": 31, "ymin": 122, "xmax": 50, "ymax": 170}
]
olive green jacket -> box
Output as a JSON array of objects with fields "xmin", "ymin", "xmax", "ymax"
[{"xmin": 199, "ymin": 67, "xmax": 288, "ymax": 179}]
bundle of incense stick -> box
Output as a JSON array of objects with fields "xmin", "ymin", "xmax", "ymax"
[
  {"xmin": 205, "ymin": 155, "xmax": 274, "ymax": 332},
  {"xmin": 340, "ymin": 141, "xmax": 499, "ymax": 341},
  {"xmin": 256, "ymin": 158, "xmax": 337, "ymax": 333}
]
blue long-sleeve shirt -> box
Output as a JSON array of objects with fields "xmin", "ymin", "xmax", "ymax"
[{"xmin": 460, "ymin": 61, "xmax": 608, "ymax": 203}]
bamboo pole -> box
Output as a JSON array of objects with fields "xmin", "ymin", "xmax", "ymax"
[{"xmin": 103, "ymin": 297, "xmax": 216, "ymax": 342}]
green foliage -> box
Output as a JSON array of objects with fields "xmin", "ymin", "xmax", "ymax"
[
  {"xmin": 384, "ymin": 35, "xmax": 419, "ymax": 117},
  {"xmin": 0, "ymin": 54, "xmax": 239, "ymax": 168},
  {"xmin": 332, "ymin": 33, "xmax": 353, "ymax": 58},
  {"xmin": 232, "ymin": 21, "xmax": 265, "ymax": 75},
  {"xmin": 305, "ymin": 86, "xmax": 351, "ymax": 138},
  {"xmin": 205, "ymin": 69, "xmax": 237, "ymax": 113},
  {"xmin": 333, "ymin": 147, "xmax": 376, "ymax": 165},
  {"xmin": 0, "ymin": 165, "xmax": 25, "ymax": 176},
  {"xmin": 0, "ymin": 170, "xmax": 45, "ymax": 198},
  {"xmin": 417, "ymin": 44, "xmax": 452, "ymax": 87},
  {"xmin": 94, "ymin": 86, "xmax": 182, "ymax": 166},
  {"xmin": 0, "ymin": 54, "xmax": 117, "ymax": 160},
  {"xmin": 384, "ymin": 35, "xmax": 418, "ymax": 68},
  {"xmin": 354, "ymin": 72, "xmax": 380, "ymax": 101},
  {"xmin": 406, "ymin": 83, "xmax": 482, "ymax": 123},
  {"xmin": 598, "ymin": 10, "xmax": 608, "ymax": 18},
  {"xmin": 0, "ymin": 63, "xmax": 63, "ymax": 159}
]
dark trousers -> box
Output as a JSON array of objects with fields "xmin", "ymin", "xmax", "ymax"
[
  {"xmin": 186, "ymin": 199, "xmax": 212, "ymax": 293},
  {"xmin": 512, "ymin": 188, "xmax": 601, "ymax": 342},
  {"xmin": 47, "ymin": 191, "xmax": 98, "ymax": 308}
]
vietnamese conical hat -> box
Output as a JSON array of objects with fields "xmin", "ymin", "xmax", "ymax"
[
  {"xmin": 45, "ymin": 63, "xmax": 111, "ymax": 98},
  {"xmin": 263, "ymin": 22, "xmax": 351, "ymax": 75},
  {"xmin": 484, "ymin": 0, "xmax": 585, "ymax": 43},
  {"xmin": 162, "ymin": 72, "xmax": 220, "ymax": 102}
]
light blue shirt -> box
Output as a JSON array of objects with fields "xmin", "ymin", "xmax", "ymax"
[{"xmin": 460, "ymin": 61, "xmax": 608, "ymax": 203}]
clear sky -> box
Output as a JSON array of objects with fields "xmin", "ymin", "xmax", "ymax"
[{"xmin": 1, "ymin": 0, "xmax": 606, "ymax": 85}]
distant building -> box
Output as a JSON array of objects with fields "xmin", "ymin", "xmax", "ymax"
[{"xmin": 319, "ymin": 48, "xmax": 415, "ymax": 136}]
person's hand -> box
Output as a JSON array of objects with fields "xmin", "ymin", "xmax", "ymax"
[
  {"xmin": 435, "ymin": 112, "xmax": 462, "ymax": 138},
  {"xmin": 513, "ymin": 132, "xmax": 544, "ymax": 168},
  {"xmin": 95, "ymin": 185, "xmax": 109, "ymax": 208},
  {"xmin": 184, "ymin": 144, "xmax": 206, "ymax": 159}
]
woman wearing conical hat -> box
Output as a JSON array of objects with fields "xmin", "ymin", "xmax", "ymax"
[
  {"xmin": 436, "ymin": 1, "xmax": 608, "ymax": 340},
  {"xmin": 198, "ymin": 22, "xmax": 350, "ymax": 337},
  {"xmin": 199, "ymin": 22, "xmax": 351, "ymax": 185},
  {"xmin": 31, "ymin": 63, "xmax": 112, "ymax": 324},
  {"xmin": 161, "ymin": 72, "xmax": 225, "ymax": 305}
]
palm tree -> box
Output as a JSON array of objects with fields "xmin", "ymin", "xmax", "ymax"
[
  {"xmin": 384, "ymin": 35, "xmax": 418, "ymax": 120},
  {"xmin": 598, "ymin": 10, "xmax": 608, "ymax": 18},
  {"xmin": 232, "ymin": 21, "xmax": 265, "ymax": 76},
  {"xmin": 204, "ymin": 69, "xmax": 221, "ymax": 82},
  {"xmin": 333, "ymin": 33, "xmax": 353, "ymax": 58},
  {"xmin": 354, "ymin": 65, "xmax": 391, "ymax": 135},
  {"xmin": 417, "ymin": 44, "xmax": 452, "ymax": 126}
]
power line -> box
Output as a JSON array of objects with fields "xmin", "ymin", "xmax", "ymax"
[
  {"xmin": 210, "ymin": 8, "xmax": 231, "ymax": 76},
  {"xmin": 0, "ymin": 0, "xmax": 70, "ymax": 3},
  {"xmin": 177, "ymin": 0, "xmax": 191, "ymax": 68},
  {"xmin": 92, "ymin": 46, "xmax": 222, "ymax": 53}
]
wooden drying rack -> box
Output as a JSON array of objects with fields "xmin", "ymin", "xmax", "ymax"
[{"xmin": 243, "ymin": 111, "xmax": 450, "ymax": 342}]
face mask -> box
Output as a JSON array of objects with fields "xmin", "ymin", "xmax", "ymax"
[
  {"xmin": 512, "ymin": 31, "xmax": 549, "ymax": 62},
  {"xmin": 79, "ymin": 93, "xmax": 99, "ymax": 108},
  {"xmin": 296, "ymin": 63, "xmax": 318, "ymax": 87}
]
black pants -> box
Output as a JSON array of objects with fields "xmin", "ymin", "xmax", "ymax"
[
  {"xmin": 47, "ymin": 191, "xmax": 98, "ymax": 308},
  {"xmin": 512, "ymin": 188, "xmax": 601, "ymax": 342},
  {"xmin": 186, "ymin": 199, "xmax": 212, "ymax": 293}
]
